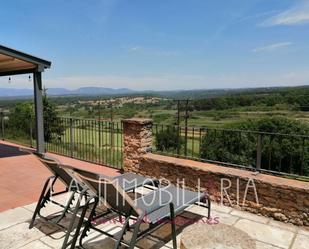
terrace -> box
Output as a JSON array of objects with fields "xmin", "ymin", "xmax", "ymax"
[
  {"xmin": 1, "ymin": 117, "xmax": 309, "ymax": 249},
  {"xmin": 0, "ymin": 45, "xmax": 308, "ymax": 249},
  {"xmin": 0, "ymin": 141, "xmax": 309, "ymax": 249}
]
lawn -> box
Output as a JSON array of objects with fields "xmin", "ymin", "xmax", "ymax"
[{"xmin": 46, "ymin": 123, "xmax": 123, "ymax": 168}]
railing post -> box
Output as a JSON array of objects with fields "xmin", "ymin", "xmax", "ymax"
[
  {"xmin": 184, "ymin": 100, "xmax": 189, "ymax": 156},
  {"xmin": 111, "ymin": 122, "xmax": 114, "ymax": 148},
  {"xmin": 176, "ymin": 100, "xmax": 180, "ymax": 155},
  {"xmin": 29, "ymin": 118, "xmax": 33, "ymax": 148},
  {"xmin": 110, "ymin": 104, "xmax": 114, "ymax": 164},
  {"xmin": 176, "ymin": 125, "xmax": 180, "ymax": 155},
  {"xmin": 69, "ymin": 118, "xmax": 74, "ymax": 158},
  {"xmin": 1, "ymin": 112, "xmax": 4, "ymax": 140},
  {"xmin": 98, "ymin": 120, "xmax": 101, "ymax": 147},
  {"xmin": 256, "ymin": 134, "xmax": 262, "ymax": 170},
  {"xmin": 300, "ymin": 138, "xmax": 305, "ymax": 176}
]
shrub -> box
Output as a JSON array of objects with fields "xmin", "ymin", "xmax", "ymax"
[
  {"xmin": 155, "ymin": 127, "xmax": 184, "ymax": 152},
  {"xmin": 200, "ymin": 117, "xmax": 309, "ymax": 176}
]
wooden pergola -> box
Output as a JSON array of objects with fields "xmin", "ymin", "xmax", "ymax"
[{"xmin": 0, "ymin": 45, "xmax": 51, "ymax": 154}]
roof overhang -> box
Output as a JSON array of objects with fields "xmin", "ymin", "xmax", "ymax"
[{"xmin": 0, "ymin": 45, "xmax": 51, "ymax": 76}]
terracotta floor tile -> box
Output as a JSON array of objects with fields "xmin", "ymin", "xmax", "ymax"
[{"xmin": 0, "ymin": 141, "xmax": 120, "ymax": 212}]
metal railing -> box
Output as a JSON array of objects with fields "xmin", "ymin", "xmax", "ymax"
[
  {"xmin": 0, "ymin": 112, "xmax": 36, "ymax": 148},
  {"xmin": 0, "ymin": 114, "xmax": 123, "ymax": 169},
  {"xmin": 46, "ymin": 117, "xmax": 123, "ymax": 169},
  {"xmin": 2, "ymin": 111, "xmax": 309, "ymax": 179},
  {"xmin": 152, "ymin": 124, "xmax": 309, "ymax": 180}
]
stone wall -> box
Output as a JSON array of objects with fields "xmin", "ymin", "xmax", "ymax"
[
  {"xmin": 122, "ymin": 118, "xmax": 309, "ymax": 226},
  {"xmin": 139, "ymin": 154, "xmax": 309, "ymax": 226},
  {"xmin": 122, "ymin": 118, "xmax": 152, "ymax": 172}
]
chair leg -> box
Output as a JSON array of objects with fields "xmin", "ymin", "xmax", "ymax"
[
  {"xmin": 114, "ymin": 216, "xmax": 131, "ymax": 249},
  {"xmin": 207, "ymin": 195, "xmax": 211, "ymax": 219},
  {"xmin": 53, "ymin": 191, "xmax": 76, "ymax": 224},
  {"xmin": 128, "ymin": 214, "xmax": 144, "ymax": 249},
  {"xmin": 69, "ymin": 195, "xmax": 95, "ymax": 249},
  {"xmin": 61, "ymin": 190, "xmax": 86, "ymax": 249},
  {"xmin": 170, "ymin": 203, "xmax": 177, "ymax": 249},
  {"xmin": 79, "ymin": 197, "xmax": 99, "ymax": 248},
  {"xmin": 154, "ymin": 179, "xmax": 160, "ymax": 187},
  {"xmin": 126, "ymin": 216, "xmax": 131, "ymax": 232},
  {"xmin": 29, "ymin": 176, "xmax": 55, "ymax": 229},
  {"xmin": 118, "ymin": 214, "xmax": 123, "ymax": 224}
]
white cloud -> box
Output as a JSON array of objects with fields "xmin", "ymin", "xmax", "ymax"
[
  {"xmin": 127, "ymin": 46, "xmax": 178, "ymax": 57},
  {"xmin": 129, "ymin": 46, "xmax": 142, "ymax": 51},
  {"xmin": 261, "ymin": 1, "xmax": 309, "ymax": 26},
  {"xmin": 252, "ymin": 42, "xmax": 293, "ymax": 52},
  {"xmin": 237, "ymin": 10, "xmax": 282, "ymax": 23}
]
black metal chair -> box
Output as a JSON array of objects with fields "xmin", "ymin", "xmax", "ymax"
[
  {"xmin": 67, "ymin": 168, "xmax": 211, "ymax": 249},
  {"xmin": 29, "ymin": 155, "xmax": 84, "ymax": 229},
  {"xmin": 30, "ymin": 154, "xmax": 158, "ymax": 234},
  {"xmin": 59, "ymin": 165, "xmax": 159, "ymax": 249}
]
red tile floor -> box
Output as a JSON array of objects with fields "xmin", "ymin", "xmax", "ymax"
[{"xmin": 0, "ymin": 140, "xmax": 120, "ymax": 212}]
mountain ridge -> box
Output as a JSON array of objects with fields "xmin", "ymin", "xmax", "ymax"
[
  {"xmin": 0, "ymin": 85, "xmax": 308, "ymax": 98},
  {"xmin": 0, "ymin": 87, "xmax": 135, "ymax": 97}
]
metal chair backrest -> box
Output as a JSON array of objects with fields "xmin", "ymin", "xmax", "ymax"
[
  {"xmin": 74, "ymin": 168, "xmax": 141, "ymax": 217},
  {"xmin": 37, "ymin": 155, "xmax": 75, "ymax": 188}
]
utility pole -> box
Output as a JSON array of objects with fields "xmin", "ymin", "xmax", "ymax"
[
  {"xmin": 184, "ymin": 99, "xmax": 189, "ymax": 156},
  {"xmin": 177, "ymin": 100, "xmax": 180, "ymax": 126},
  {"xmin": 110, "ymin": 101, "xmax": 114, "ymax": 122},
  {"xmin": 98, "ymin": 101, "xmax": 101, "ymax": 147},
  {"xmin": 109, "ymin": 101, "xmax": 114, "ymax": 148},
  {"xmin": 174, "ymin": 99, "xmax": 190, "ymax": 155},
  {"xmin": 176, "ymin": 100, "xmax": 180, "ymax": 154}
]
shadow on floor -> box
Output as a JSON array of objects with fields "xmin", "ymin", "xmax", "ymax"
[
  {"xmin": 82, "ymin": 211, "xmax": 206, "ymax": 249},
  {"xmin": 0, "ymin": 143, "xmax": 31, "ymax": 158},
  {"xmin": 27, "ymin": 208, "xmax": 206, "ymax": 249}
]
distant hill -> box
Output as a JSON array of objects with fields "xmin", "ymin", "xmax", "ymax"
[
  {"xmin": 73, "ymin": 87, "xmax": 135, "ymax": 95},
  {"xmin": 0, "ymin": 88, "xmax": 33, "ymax": 97},
  {"xmin": 0, "ymin": 87, "xmax": 135, "ymax": 97},
  {"xmin": 154, "ymin": 85, "xmax": 309, "ymax": 99},
  {"xmin": 0, "ymin": 85, "xmax": 308, "ymax": 99}
]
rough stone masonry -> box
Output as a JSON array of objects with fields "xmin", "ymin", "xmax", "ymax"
[
  {"xmin": 122, "ymin": 118, "xmax": 153, "ymax": 172},
  {"xmin": 122, "ymin": 118, "xmax": 309, "ymax": 226}
]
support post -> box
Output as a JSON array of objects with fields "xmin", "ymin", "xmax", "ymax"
[
  {"xmin": 1, "ymin": 112, "xmax": 4, "ymax": 140},
  {"xmin": 69, "ymin": 118, "xmax": 74, "ymax": 157},
  {"xmin": 29, "ymin": 118, "xmax": 33, "ymax": 148},
  {"xmin": 256, "ymin": 134, "xmax": 262, "ymax": 170},
  {"xmin": 33, "ymin": 72, "xmax": 45, "ymax": 154}
]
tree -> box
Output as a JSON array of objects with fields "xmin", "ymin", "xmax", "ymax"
[
  {"xmin": 200, "ymin": 117, "xmax": 309, "ymax": 176},
  {"xmin": 8, "ymin": 88, "xmax": 64, "ymax": 143},
  {"xmin": 43, "ymin": 88, "xmax": 65, "ymax": 142},
  {"xmin": 8, "ymin": 102, "xmax": 35, "ymax": 139}
]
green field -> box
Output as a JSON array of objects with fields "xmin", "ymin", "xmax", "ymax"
[
  {"xmin": 2, "ymin": 85, "xmax": 309, "ymax": 175},
  {"xmin": 46, "ymin": 125, "xmax": 123, "ymax": 168},
  {"xmin": 138, "ymin": 108, "xmax": 309, "ymax": 128}
]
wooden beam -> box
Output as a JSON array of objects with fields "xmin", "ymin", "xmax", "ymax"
[
  {"xmin": 0, "ymin": 68, "xmax": 35, "ymax": 76},
  {"xmin": 0, "ymin": 64, "xmax": 35, "ymax": 73},
  {"xmin": 0, "ymin": 45, "xmax": 51, "ymax": 69},
  {"xmin": 0, "ymin": 57, "xmax": 15, "ymax": 64}
]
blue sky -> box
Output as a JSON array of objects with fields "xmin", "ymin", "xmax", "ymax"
[{"xmin": 1, "ymin": 0, "xmax": 309, "ymax": 90}]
